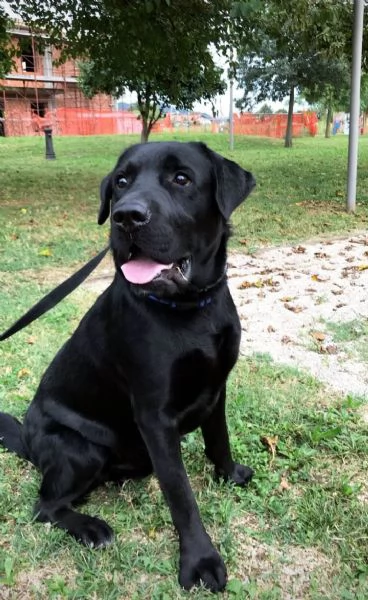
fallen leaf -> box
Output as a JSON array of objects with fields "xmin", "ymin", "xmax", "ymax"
[
  {"xmin": 20, "ymin": 208, "xmax": 27, "ymax": 214},
  {"xmin": 38, "ymin": 247, "xmax": 53, "ymax": 257},
  {"xmin": 260, "ymin": 435, "xmax": 278, "ymax": 462},
  {"xmin": 239, "ymin": 239, "xmax": 248, "ymax": 245},
  {"xmin": 10, "ymin": 233, "xmax": 19, "ymax": 240},
  {"xmin": 26, "ymin": 336, "xmax": 37, "ymax": 345},
  {"xmin": 238, "ymin": 280, "xmax": 253, "ymax": 289},
  {"xmin": 311, "ymin": 331, "xmax": 326, "ymax": 342},
  {"xmin": 314, "ymin": 252, "xmax": 329, "ymax": 259},
  {"xmin": 279, "ymin": 476, "xmax": 291, "ymax": 491},
  {"xmin": 358, "ymin": 264, "xmax": 368, "ymax": 271},
  {"xmin": 267, "ymin": 325, "xmax": 276, "ymax": 333},
  {"xmin": 325, "ymin": 344, "xmax": 338, "ymax": 354},
  {"xmin": 292, "ymin": 245, "xmax": 306, "ymax": 254},
  {"xmin": 281, "ymin": 335, "xmax": 292, "ymax": 344},
  {"xmin": 17, "ymin": 368, "xmax": 30, "ymax": 378},
  {"xmin": 311, "ymin": 274, "xmax": 330, "ymax": 282},
  {"xmin": 280, "ymin": 296, "xmax": 295, "ymax": 302},
  {"xmin": 284, "ymin": 303, "xmax": 305, "ymax": 313},
  {"xmin": 238, "ymin": 279, "xmax": 266, "ymax": 289},
  {"xmin": 331, "ymin": 289, "xmax": 344, "ymax": 295}
]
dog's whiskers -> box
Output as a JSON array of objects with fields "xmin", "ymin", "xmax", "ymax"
[{"xmin": 175, "ymin": 265, "xmax": 189, "ymax": 281}]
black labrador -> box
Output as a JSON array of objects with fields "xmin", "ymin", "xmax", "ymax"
[{"xmin": 0, "ymin": 141, "xmax": 255, "ymax": 592}]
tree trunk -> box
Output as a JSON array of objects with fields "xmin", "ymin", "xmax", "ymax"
[
  {"xmin": 284, "ymin": 85, "xmax": 295, "ymax": 148},
  {"xmin": 140, "ymin": 118, "xmax": 149, "ymax": 143},
  {"xmin": 325, "ymin": 104, "xmax": 333, "ymax": 138}
]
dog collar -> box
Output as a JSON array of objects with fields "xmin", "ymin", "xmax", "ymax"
[
  {"xmin": 147, "ymin": 294, "xmax": 213, "ymax": 310},
  {"xmin": 145, "ymin": 269, "xmax": 227, "ymax": 311}
]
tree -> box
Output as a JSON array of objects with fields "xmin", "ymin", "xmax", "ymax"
[
  {"xmin": 78, "ymin": 58, "xmax": 225, "ymax": 143},
  {"xmin": 8, "ymin": 0, "xmax": 232, "ymax": 141},
  {"xmin": 234, "ymin": 0, "xmax": 355, "ymax": 147},
  {"xmin": 256, "ymin": 102, "xmax": 273, "ymax": 114},
  {"xmin": 302, "ymin": 58, "xmax": 351, "ymax": 138},
  {"xmin": 0, "ymin": 6, "xmax": 17, "ymax": 80}
]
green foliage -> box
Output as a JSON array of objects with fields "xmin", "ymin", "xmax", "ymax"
[
  {"xmin": 256, "ymin": 103, "xmax": 273, "ymax": 114},
  {"xmin": 0, "ymin": 7, "xmax": 18, "ymax": 80},
  {"xmin": 7, "ymin": 0, "xmax": 232, "ymax": 141},
  {"xmin": 78, "ymin": 56, "xmax": 225, "ymax": 142},
  {"xmin": 235, "ymin": 0, "xmax": 356, "ymax": 146}
]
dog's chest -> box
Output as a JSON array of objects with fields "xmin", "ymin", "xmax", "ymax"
[{"xmin": 168, "ymin": 329, "xmax": 237, "ymax": 432}]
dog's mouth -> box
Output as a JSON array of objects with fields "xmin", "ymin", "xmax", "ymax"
[{"xmin": 121, "ymin": 248, "xmax": 191, "ymax": 285}]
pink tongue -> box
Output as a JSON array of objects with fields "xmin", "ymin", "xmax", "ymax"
[{"xmin": 121, "ymin": 257, "xmax": 173, "ymax": 284}]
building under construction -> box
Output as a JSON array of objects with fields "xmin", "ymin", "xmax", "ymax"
[{"xmin": 0, "ymin": 21, "xmax": 130, "ymax": 137}]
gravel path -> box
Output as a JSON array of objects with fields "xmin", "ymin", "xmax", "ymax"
[
  {"xmin": 85, "ymin": 233, "xmax": 368, "ymax": 399},
  {"xmin": 228, "ymin": 234, "xmax": 368, "ymax": 398}
]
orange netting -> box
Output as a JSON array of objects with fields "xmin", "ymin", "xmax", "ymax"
[
  {"xmin": 2, "ymin": 105, "xmax": 318, "ymax": 139},
  {"xmin": 233, "ymin": 112, "xmax": 318, "ymax": 138},
  {"xmin": 3, "ymin": 107, "xmax": 142, "ymax": 137}
]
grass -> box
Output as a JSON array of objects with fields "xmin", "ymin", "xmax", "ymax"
[
  {"xmin": 0, "ymin": 132, "xmax": 368, "ymax": 598},
  {"xmin": 0, "ymin": 133, "xmax": 368, "ymax": 274},
  {"xmin": 309, "ymin": 318, "xmax": 368, "ymax": 363}
]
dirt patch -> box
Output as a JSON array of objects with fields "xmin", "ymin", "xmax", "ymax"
[
  {"xmin": 0, "ymin": 563, "xmax": 77, "ymax": 600},
  {"xmin": 229, "ymin": 514, "xmax": 335, "ymax": 599},
  {"xmin": 229, "ymin": 234, "xmax": 368, "ymax": 398}
]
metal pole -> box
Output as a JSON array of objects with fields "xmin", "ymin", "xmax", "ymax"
[
  {"xmin": 347, "ymin": 0, "xmax": 365, "ymax": 213},
  {"xmin": 229, "ymin": 77, "xmax": 234, "ymax": 151}
]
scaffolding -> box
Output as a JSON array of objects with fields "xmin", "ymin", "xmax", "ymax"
[{"xmin": 0, "ymin": 24, "xmax": 125, "ymax": 137}]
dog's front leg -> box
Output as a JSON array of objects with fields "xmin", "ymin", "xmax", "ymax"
[
  {"xmin": 202, "ymin": 387, "xmax": 253, "ymax": 486},
  {"xmin": 135, "ymin": 409, "xmax": 227, "ymax": 592}
]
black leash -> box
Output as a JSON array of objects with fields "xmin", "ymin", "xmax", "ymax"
[{"xmin": 0, "ymin": 246, "xmax": 110, "ymax": 342}]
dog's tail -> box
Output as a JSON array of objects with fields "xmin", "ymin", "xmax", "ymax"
[{"xmin": 0, "ymin": 413, "xmax": 29, "ymax": 460}]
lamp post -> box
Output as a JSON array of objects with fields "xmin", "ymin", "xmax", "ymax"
[{"xmin": 346, "ymin": 0, "xmax": 365, "ymax": 212}]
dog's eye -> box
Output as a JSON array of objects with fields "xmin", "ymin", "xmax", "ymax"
[
  {"xmin": 116, "ymin": 175, "xmax": 128, "ymax": 188},
  {"xmin": 173, "ymin": 172, "xmax": 191, "ymax": 186}
]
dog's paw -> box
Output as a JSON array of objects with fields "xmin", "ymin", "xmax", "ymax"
[
  {"xmin": 216, "ymin": 462, "xmax": 254, "ymax": 487},
  {"xmin": 72, "ymin": 515, "xmax": 114, "ymax": 548},
  {"xmin": 179, "ymin": 545, "xmax": 227, "ymax": 592}
]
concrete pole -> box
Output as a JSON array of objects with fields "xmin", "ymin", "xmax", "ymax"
[{"xmin": 347, "ymin": 0, "xmax": 365, "ymax": 213}]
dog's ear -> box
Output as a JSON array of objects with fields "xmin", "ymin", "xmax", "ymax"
[
  {"xmin": 98, "ymin": 173, "xmax": 113, "ymax": 225},
  {"xmin": 202, "ymin": 144, "xmax": 256, "ymax": 220}
]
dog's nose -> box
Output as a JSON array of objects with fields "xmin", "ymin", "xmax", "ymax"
[{"xmin": 112, "ymin": 202, "xmax": 151, "ymax": 230}]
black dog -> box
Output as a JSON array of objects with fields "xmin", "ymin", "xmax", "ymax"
[{"xmin": 0, "ymin": 141, "xmax": 255, "ymax": 592}]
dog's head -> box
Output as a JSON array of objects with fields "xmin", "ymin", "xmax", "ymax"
[{"xmin": 99, "ymin": 141, "xmax": 255, "ymax": 297}]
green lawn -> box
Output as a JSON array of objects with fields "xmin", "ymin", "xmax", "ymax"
[
  {"xmin": 0, "ymin": 133, "xmax": 367, "ymax": 598},
  {"xmin": 0, "ymin": 133, "xmax": 367, "ymax": 274}
]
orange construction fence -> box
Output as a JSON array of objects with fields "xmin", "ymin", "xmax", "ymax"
[
  {"xmin": 233, "ymin": 112, "xmax": 318, "ymax": 138},
  {"xmin": 3, "ymin": 107, "xmax": 142, "ymax": 137},
  {"xmin": 2, "ymin": 106, "xmax": 318, "ymax": 138}
]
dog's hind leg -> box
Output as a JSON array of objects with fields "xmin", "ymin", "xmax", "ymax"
[
  {"xmin": 34, "ymin": 431, "xmax": 114, "ymax": 548},
  {"xmin": 201, "ymin": 388, "xmax": 253, "ymax": 486},
  {"xmin": 0, "ymin": 412, "xmax": 28, "ymax": 459}
]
